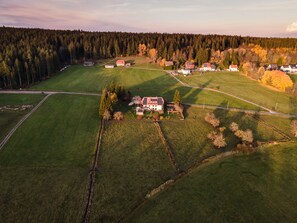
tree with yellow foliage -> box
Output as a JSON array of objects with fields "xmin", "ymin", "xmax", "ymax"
[
  {"xmin": 251, "ymin": 45, "xmax": 267, "ymax": 62},
  {"xmin": 261, "ymin": 70, "xmax": 293, "ymax": 91},
  {"xmin": 138, "ymin": 44, "xmax": 147, "ymax": 56},
  {"xmin": 148, "ymin": 48, "xmax": 158, "ymax": 61}
]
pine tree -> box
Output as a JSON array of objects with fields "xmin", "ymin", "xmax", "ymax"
[{"xmin": 173, "ymin": 89, "xmax": 181, "ymax": 105}]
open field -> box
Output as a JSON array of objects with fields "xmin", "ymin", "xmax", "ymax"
[
  {"xmin": 30, "ymin": 63, "xmax": 259, "ymax": 110},
  {"xmin": 0, "ymin": 94, "xmax": 100, "ymax": 222},
  {"xmin": 126, "ymin": 142, "xmax": 297, "ymax": 223},
  {"xmin": 160, "ymin": 106, "xmax": 290, "ymax": 170},
  {"xmin": 0, "ymin": 94, "xmax": 44, "ymax": 142},
  {"xmin": 89, "ymin": 121, "xmax": 175, "ymax": 222},
  {"xmin": 179, "ymin": 71, "xmax": 297, "ymax": 114}
]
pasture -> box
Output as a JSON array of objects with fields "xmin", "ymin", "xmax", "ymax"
[
  {"xmin": 125, "ymin": 142, "xmax": 297, "ymax": 223},
  {"xmin": 0, "ymin": 94, "xmax": 44, "ymax": 142},
  {"xmin": 0, "ymin": 94, "xmax": 100, "ymax": 222},
  {"xmin": 30, "ymin": 62, "xmax": 258, "ymax": 110},
  {"xmin": 179, "ymin": 71, "xmax": 297, "ymax": 114}
]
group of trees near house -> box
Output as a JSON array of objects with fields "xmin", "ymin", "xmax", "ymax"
[
  {"xmin": 1, "ymin": 26, "xmax": 297, "ymax": 89},
  {"xmin": 261, "ymin": 70, "xmax": 294, "ymax": 92}
]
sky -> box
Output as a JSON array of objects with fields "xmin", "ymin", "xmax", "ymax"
[{"xmin": 0, "ymin": 0, "xmax": 297, "ymax": 37}]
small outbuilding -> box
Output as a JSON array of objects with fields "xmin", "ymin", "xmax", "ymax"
[
  {"xmin": 229, "ymin": 64, "xmax": 238, "ymax": 71},
  {"xmin": 105, "ymin": 64, "xmax": 115, "ymax": 68},
  {"xmin": 116, "ymin": 60, "xmax": 125, "ymax": 67}
]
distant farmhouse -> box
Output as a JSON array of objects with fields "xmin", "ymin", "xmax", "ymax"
[
  {"xmin": 105, "ymin": 64, "xmax": 115, "ymax": 68},
  {"xmin": 185, "ymin": 61, "xmax": 195, "ymax": 70},
  {"xmin": 200, "ymin": 63, "xmax": 216, "ymax": 72},
  {"xmin": 280, "ymin": 64, "xmax": 297, "ymax": 73},
  {"xmin": 229, "ymin": 64, "xmax": 238, "ymax": 71},
  {"xmin": 116, "ymin": 60, "xmax": 125, "ymax": 67},
  {"xmin": 267, "ymin": 64, "xmax": 278, "ymax": 71},
  {"xmin": 83, "ymin": 61, "xmax": 94, "ymax": 66},
  {"xmin": 164, "ymin": 61, "xmax": 174, "ymax": 70},
  {"xmin": 178, "ymin": 69, "xmax": 191, "ymax": 76},
  {"xmin": 142, "ymin": 97, "xmax": 164, "ymax": 112}
]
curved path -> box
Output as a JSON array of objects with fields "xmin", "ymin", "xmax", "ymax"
[
  {"xmin": 0, "ymin": 90, "xmax": 100, "ymax": 151},
  {"xmin": 167, "ymin": 71, "xmax": 275, "ymax": 113}
]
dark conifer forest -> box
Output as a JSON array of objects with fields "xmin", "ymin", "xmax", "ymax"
[{"xmin": 0, "ymin": 26, "xmax": 296, "ymax": 88}]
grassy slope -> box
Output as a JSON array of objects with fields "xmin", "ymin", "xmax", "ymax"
[
  {"xmin": 179, "ymin": 72, "xmax": 297, "ymax": 114},
  {"xmin": 160, "ymin": 107, "xmax": 288, "ymax": 170},
  {"xmin": 30, "ymin": 64, "xmax": 258, "ymax": 110},
  {"xmin": 0, "ymin": 94, "xmax": 100, "ymax": 223},
  {"xmin": 89, "ymin": 121, "xmax": 176, "ymax": 223},
  {"xmin": 0, "ymin": 94, "xmax": 44, "ymax": 142},
  {"xmin": 126, "ymin": 142, "xmax": 297, "ymax": 223}
]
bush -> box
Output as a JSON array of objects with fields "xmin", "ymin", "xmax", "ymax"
[
  {"xmin": 113, "ymin": 111, "xmax": 123, "ymax": 121},
  {"xmin": 229, "ymin": 122, "xmax": 239, "ymax": 132},
  {"xmin": 103, "ymin": 110, "xmax": 111, "ymax": 121},
  {"xmin": 205, "ymin": 112, "xmax": 220, "ymax": 127},
  {"xmin": 207, "ymin": 131, "xmax": 227, "ymax": 149},
  {"xmin": 235, "ymin": 129, "xmax": 253, "ymax": 144},
  {"xmin": 261, "ymin": 70, "xmax": 293, "ymax": 91}
]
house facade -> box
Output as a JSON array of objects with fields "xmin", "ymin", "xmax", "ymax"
[
  {"xmin": 141, "ymin": 97, "xmax": 164, "ymax": 112},
  {"xmin": 105, "ymin": 64, "xmax": 115, "ymax": 68},
  {"xmin": 185, "ymin": 61, "xmax": 195, "ymax": 70},
  {"xmin": 267, "ymin": 64, "xmax": 278, "ymax": 70},
  {"xmin": 229, "ymin": 64, "xmax": 238, "ymax": 71},
  {"xmin": 281, "ymin": 64, "xmax": 297, "ymax": 73},
  {"xmin": 178, "ymin": 69, "xmax": 191, "ymax": 75},
  {"xmin": 116, "ymin": 60, "xmax": 125, "ymax": 66},
  {"xmin": 201, "ymin": 63, "xmax": 216, "ymax": 71}
]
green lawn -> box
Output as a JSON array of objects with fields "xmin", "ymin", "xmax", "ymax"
[
  {"xmin": 179, "ymin": 71, "xmax": 297, "ymax": 114},
  {"xmin": 126, "ymin": 142, "xmax": 297, "ymax": 223},
  {"xmin": 0, "ymin": 94, "xmax": 44, "ymax": 142},
  {"xmin": 89, "ymin": 121, "xmax": 176, "ymax": 222},
  {"xmin": 0, "ymin": 94, "xmax": 100, "ymax": 222}
]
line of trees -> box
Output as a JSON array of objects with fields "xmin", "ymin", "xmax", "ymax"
[{"xmin": 1, "ymin": 26, "xmax": 297, "ymax": 89}]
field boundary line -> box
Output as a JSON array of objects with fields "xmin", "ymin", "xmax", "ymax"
[
  {"xmin": 82, "ymin": 119, "xmax": 105, "ymax": 223},
  {"xmin": 154, "ymin": 122, "xmax": 180, "ymax": 172},
  {"xmin": 0, "ymin": 93, "xmax": 52, "ymax": 151}
]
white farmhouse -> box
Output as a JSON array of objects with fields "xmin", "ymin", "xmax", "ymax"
[
  {"xmin": 178, "ymin": 69, "xmax": 191, "ymax": 76},
  {"xmin": 141, "ymin": 97, "xmax": 164, "ymax": 112},
  {"xmin": 229, "ymin": 64, "xmax": 238, "ymax": 71}
]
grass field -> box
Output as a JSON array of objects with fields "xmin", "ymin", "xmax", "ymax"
[
  {"xmin": 0, "ymin": 94, "xmax": 44, "ymax": 142},
  {"xmin": 179, "ymin": 71, "xmax": 297, "ymax": 114},
  {"xmin": 30, "ymin": 63, "xmax": 259, "ymax": 110},
  {"xmin": 89, "ymin": 121, "xmax": 176, "ymax": 222},
  {"xmin": 160, "ymin": 107, "xmax": 290, "ymax": 170},
  {"xmin": 126, "ymin": 142, "xmax": 297, "ymax": 223},
  {"xmin": 0, "ymin": 94, "xmax": 100, "ymax": 222}
]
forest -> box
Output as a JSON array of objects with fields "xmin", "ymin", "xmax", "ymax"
[{"xmin": 0, "ymin": 26, "xmax": 297, "ymax": 88}]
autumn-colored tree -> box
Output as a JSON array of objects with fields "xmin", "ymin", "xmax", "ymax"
[
  {"xmin": 207, "ymin": 131, "xmax": 227, "ymax": 148},
  {"xmin": 138, "ymin": 43, "xmax": 147, "ymax": 56},
  {"xmin": 229, "ymin": 122, "xmax": 239, "ymax": 132},
  {"xmin": 149, "ymin": 48, "xmax": 158, "ymax": 61},
  {"xmin": 114, "ymin": 111, "xmax": 123, "ymax": 121},
  {"xmin": 261, "ymin": 70, "xmax": 293, "ymax": 91},
  {"xmin": 235, "ymin": 129, "xmax": 254, "ymax": 144},
  {"xmin": 291, "ymin": 120, "xmax": 297, "ymax": 137},
  {"xmin": 159, "ymin": 58, "xmax": 166, "ymax": 67},
  {"xmin": 103, "ymin": 110, "xmax": 111, "ymax": 121},
  {"xmin": 205, "ymin": 112, "xmax": 220, "ymax": 128},
  {"xmin": 257, "ymin": 66, "xmax": 266, "ymax": 78},
  {"xmin": 251, "ymin": 45, "xmax": 267, "ymax": 62}
]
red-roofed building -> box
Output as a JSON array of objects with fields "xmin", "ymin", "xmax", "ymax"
[
  {"xmin": 116, "ymin": 60, "xmax": 125, "ymax": 67},
  {"xmin": 229, "ymin": 64, "xmax": 238, "ymax": 71},
  {"xmin": 141, "ymin": 97, "xmax": 164, "ymax": 112},
  {"xmin": 185, "ymin": 61, "xmax": 195, "ymax": 70},
  {"xmin": 201, "ymin": 63, "xmax": 216, "ymax": 71}
]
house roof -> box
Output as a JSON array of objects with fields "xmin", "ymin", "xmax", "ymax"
[
  {"xmin": 230, "ymin": 65, "xmax": 238, "ymax": 68},
  {"xmin": 142, "ymin": 97, "xmax": 164, "ymax": 106},
  {"xmin": 165, "ymin": 61, "xmax": 174, "ymax": 66},
  {"xmin": 116, "ymin": 60, "xmax": 125, "ymax": 64},
  {"xmin": 202, "ymin": 63, "xmax": 211, "ymax": 68}
]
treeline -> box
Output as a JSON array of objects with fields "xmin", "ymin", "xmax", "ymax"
[{"xmin": 1, "ymin": 26, "xmax": 297, "ymax": 88}]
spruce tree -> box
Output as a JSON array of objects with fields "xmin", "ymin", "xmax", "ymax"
[{"xmin": 173, "ymin": 89, "xmax": 181, "ymax": 105}]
